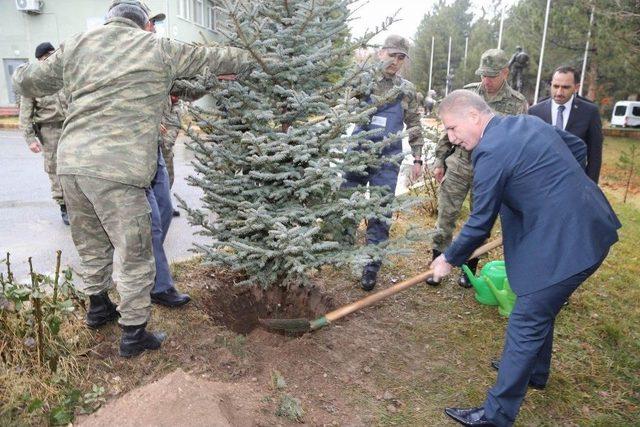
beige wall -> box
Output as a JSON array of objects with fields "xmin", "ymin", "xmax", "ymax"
[{"xmin": 0, "ymin": 0, "xmax": 223, "ymax": 106}]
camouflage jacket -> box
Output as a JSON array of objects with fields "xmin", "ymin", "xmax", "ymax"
[
  {"xmin": 19, "ymin": 92, "xmax": 66, "ymax": 145},
  {"xmin": 434, "ymin": 81, "xmax": 528, "ymax": 167},
  {"xmin": 371, "ymin": 73, "xmax": 424, "ymax": 159},
  {"xmin": 159, "ymin": 98, "xmax": 181, "ymax": 149},
  {"xmin": 12, "ymin": 17, "xmax": 251, "ymax": 188}
]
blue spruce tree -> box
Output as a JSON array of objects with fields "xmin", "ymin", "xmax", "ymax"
[{"xmin": 182, "ymin": 0, "xmax": 412, "ymax": 287}]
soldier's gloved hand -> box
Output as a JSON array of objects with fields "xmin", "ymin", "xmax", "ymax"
[
  {"xmin": 28, "ymin": 141, "xmax": 42, "ymax": 153},
  {"xmin": 430, "ymin": 253, "xmax": 452, "ymax": 282}
]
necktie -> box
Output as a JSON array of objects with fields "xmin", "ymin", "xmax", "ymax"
[{"xmin": 556, "ymin": 105, "xmax": 565, "ymax": 129}]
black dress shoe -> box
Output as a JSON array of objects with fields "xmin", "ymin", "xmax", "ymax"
[
  {"xmin": 444, "ymin": 407, "xmax": 495, "ymax": 426},
  {"xmin": 60, "ymin": 204, "xmax": 70, "ymax": 225},
  {"xmin": 119, "ymin": 322, "xmax": 166, "ymax": 357},
  {"xmin": 86, "ymin": 291, "xmax": 120, "ymax": 328},
  {"xmin": 490, "ymin": 359, "xmax": 546, "ymax": 390},
  {"xmin": 361, "ymin": 269, "xmax": 377, "ymax": 292},
  {"xmin": 172, "ymin": 209, "xmax": 180, "ymax": 217},
  {"xmin": 151, "ymin": 288, "xmax": 191, "ymax": 307}
]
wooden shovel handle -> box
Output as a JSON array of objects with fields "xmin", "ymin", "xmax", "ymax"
[{"xmin": 324, "ymin": 237, "xmax": 503, "ymax": 324}]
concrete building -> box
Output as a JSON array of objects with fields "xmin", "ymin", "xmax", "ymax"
[{"xmin": 1, "ymin": 0, "xmax": 224, "ymax": 106}]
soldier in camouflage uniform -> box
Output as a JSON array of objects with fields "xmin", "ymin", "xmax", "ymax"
[
  {"xmin": 342, "ymin": 35, "xmax": 425, "ymax": 291},
  {"xmin": 428, "ymin": 49, "xmax": 528, "ymax": 287},
  {"xmin": 19, "ymin": 42, "xmax": 69, "ymax": 225},
  {"xmin": 13, "ymin": 0, "xmax": 251, "ymax": 357}
]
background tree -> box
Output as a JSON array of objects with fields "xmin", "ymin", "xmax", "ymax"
[
  {"xmin": 410, "ymin": 0, "xmax": 640, "ymax": 116},
  {"xmin": 182, "ymin": 0, "xmax": 410, "ymax": 287},
  {"xmin": 409, "ymin": 0, "xmax": 474, "ymax": 95}
]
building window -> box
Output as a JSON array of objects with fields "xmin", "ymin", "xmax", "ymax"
[
  {"xmin": 177, "ymin": 0, "xmax": 190, "ymax": 19},
  {"xmin": 193, "ymin": 0, "xmax": 204, "ymax": 25},
  {"xmin": 206, "ymin": 1, "xmax": 216, "ymax": 30}
]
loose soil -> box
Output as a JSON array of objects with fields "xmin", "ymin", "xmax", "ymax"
[
  {"xmin": 76, "ymin": 252, "xmax": 449, "ymax": 426},
  {"xmin": 78, "ymin": 369, "xmax": 267, "ymax": 427},
  {"xmin": 201, "ymin": 281, "xmax": 334, "ymax": 335}
]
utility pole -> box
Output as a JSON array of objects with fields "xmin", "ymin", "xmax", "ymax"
[
  {"xmin": 428, "ymin": 36, "xmax": 434, "ymax": 93},
  {"xmin": 463, "ymin": 34, "xmax": 469, "ymax": 84},
  {"xmin": 579, "ymin": 5, "xmax": 595, "ymax": 96},
  {"xmin": 534, "ymin": 0, "xmax": 552, "ymax": 104},
  {"xmin": 445, "ymin": 36, "xmax": 452, "ymax": 95},
  {"xmin": 497, "ymin": 4, "xmax": 505, "ymax": 49}
]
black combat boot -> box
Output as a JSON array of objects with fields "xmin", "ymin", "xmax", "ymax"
[
  {"xmin": 60, "ymin": 204, "xmax": 70, "ymax": 225},
  {"xmin": 361, "ymin": 262, "xmax": 380, "ymax": 292},
  {"xmin": 85, "ymin": 290, "xmax": 119, "ymax": 328},
  {"xmin": 426, "ymin": 249, "xmax": 442, "ymax": 286},
  {"xmin": 119, "ymin": 323, "xmax": 166, "ymax": 358},
  {"xmin": 458, "ymin": 258, "xmax": 479, "ymax": 288}
]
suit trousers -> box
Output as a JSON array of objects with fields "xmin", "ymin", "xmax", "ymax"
[
  {"xmin": 146, "ymin": 151, "xmax": 175, "ymax": 294},
  {"xmin": 60, "ymin": 175, "xmax": 155, "ymax": 326},
  {"xmin": 484, "ymin": 253, "xmax": 607, "ymax": 426}
]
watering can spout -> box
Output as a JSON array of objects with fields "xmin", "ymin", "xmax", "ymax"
[{"xmin": 461, "ymin": 264, "xmax": 480, "ymax": 288}]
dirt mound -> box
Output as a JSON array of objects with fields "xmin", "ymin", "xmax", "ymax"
[{"xmin": 78, "ymin": 369, "xmax": 267, "ymax": 427}]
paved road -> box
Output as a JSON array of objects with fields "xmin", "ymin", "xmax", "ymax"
[{"xmin": 0, "ymin": 130, "xmax": 206, "ymax": 284}]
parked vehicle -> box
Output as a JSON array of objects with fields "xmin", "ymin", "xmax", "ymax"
[{"xmin": 611, "ymin": 101, "xmax": 640, "ymax": 127}]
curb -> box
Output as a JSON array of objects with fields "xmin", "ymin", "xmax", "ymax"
[{"xmin": 0, "ymin": 123, "xmax": 19, "ymax": 130}]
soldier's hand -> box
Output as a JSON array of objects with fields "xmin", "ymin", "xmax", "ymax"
[
  {"xmin": 411, "ymin": 163, "xmax": 422, "ymax": 181},
  {"xmin": 29, "ymin": 141, "xmax": 42, "ymax": 153},
  {"xmin": 433, "ymin": 167, "xmax": 445, "ymax": 183},
  {"xmin": 160, "ymin": 123, "xmax": 168, "ymax": 135}
]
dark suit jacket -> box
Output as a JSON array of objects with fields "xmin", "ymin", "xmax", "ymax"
[
  {"xmin": 528, "ymin": 96, "xmax": 603, "ymax": 183},
  {"xmin": 445, "ymin": 115, "xmax": 620, "ymax": 296}
]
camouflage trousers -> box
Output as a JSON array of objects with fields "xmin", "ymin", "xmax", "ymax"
[
  {"xmin": 160, "ymin": 130, "xmax": 179, "ymax": 188},
  {"xmin": 59, "ymin": 175, "xmax": 155, "ymax": 326},
  {"xmin": 432, "ymin": 150, "xmax": 474, "ymax": 253},
  {"xmin": 39, "ymin": 122, "xmax": 64, "ymax": 205}
]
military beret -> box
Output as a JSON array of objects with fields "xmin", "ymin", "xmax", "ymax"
[
  {"xmin": 35, "ymin": 42, "xmax": 55, "ymax": 59},
  {"xmin": 475, "ymin": 49, "xmax": 509, "ymax": 77},
  {"xmin": 382, "ymin": 34, "xmax": 410, "ymax": 57}
]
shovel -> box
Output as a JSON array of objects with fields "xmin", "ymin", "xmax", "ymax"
[{"xmin": 259, "ymin": 237, "xmax": 503, "ymax": 333}]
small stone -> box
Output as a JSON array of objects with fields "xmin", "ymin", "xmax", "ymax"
[
  {"xmin": 251, "ymin": 377, "xmax": 258, "ymax": 382},
  {"xmin": 386, "ymin": 404, "xmax": 397, "ymax": 413},
  {"xmin": 323, "ymin": 373, "xmax": 328, "ymax": 378},
  {"xmin": 363, "ymin": 366, "xmax": 371, "ymax": 374}
]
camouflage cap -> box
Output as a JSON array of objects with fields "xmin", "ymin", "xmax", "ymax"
[
  {"xmin": 382, "ymin": 34, "xmax": 410, "ymax": 57},
  {"xmin": 109, "ymin": 0, "xmax": 148, "ymax": 17},
  {"xmin": 139, "ymin": 1, "xmax": 166, "ymax": 22},
  {"xmin": 475, "ymin": 49, "xmax": 509, "ymax": 77}
]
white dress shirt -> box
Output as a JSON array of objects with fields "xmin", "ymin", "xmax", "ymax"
[{"xmin": 551, "ymin": 95, "xmax": 574, "ymax": 130}]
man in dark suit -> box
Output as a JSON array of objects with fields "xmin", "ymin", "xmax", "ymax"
[
  {"xmin": 430, "ymin": 90, "xmax": 621, "ymax": 426},
  {"xmin": 528, "ymin": 66, "xmax": 603, "ymax": 183}
]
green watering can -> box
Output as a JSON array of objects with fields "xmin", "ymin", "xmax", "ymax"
[
  {"xmin": 486, "ymin": 276, "xmax": 517, "ymax": 317},
  {"xmin": 461, "ymin": 260, "xmax": 506, "ymax": 306}
]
